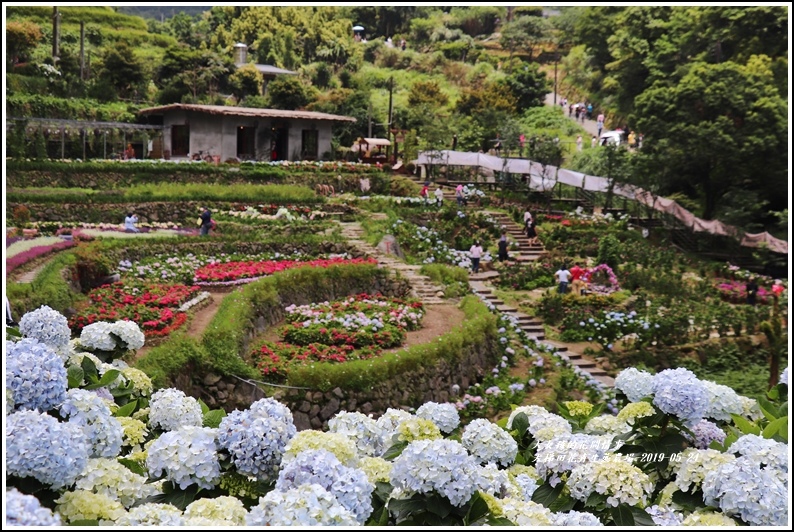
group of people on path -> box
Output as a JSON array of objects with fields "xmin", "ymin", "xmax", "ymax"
[
  {"xmin": 565, "ymin": 99, "xmax": 593, "ymax": 124},
  {"xmin": 553, "ymin": 263, "xmax": 587, "ymax": 295},
  {"xmin": 420, "ymin": 182, "xmax": 445, "ymax": 208},
  {"xmin": 122, "ymin": 206, "xmax": 216, "ymax": 236}
]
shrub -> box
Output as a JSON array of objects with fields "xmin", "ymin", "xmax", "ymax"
[
  {"xmin": 596, "ymin": 233, "xmax": 622, "ymax": 272},
  {"xmin": 12, "ymin": 204, "xmax": 31, "ymax": 227},
  {"xmin": 419, "ymin": 264, "xmax": 470, "ymax": 298}
]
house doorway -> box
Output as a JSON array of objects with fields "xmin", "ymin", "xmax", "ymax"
[
  {"xmin": 237, "ymin": 126, "xmax": 256, "ymax": 161},
  {"xmin": 271, "ymin": 127, "xmax": 288, "ymax": 161}
]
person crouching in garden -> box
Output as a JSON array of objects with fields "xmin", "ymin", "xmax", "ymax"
[
  {"xmin": 199, "ymin": 207, "xmax": 213, "ymax": 236},
  {"xmin": 124, "ymin": 212, "xmax": 140, "ymax": 233}
]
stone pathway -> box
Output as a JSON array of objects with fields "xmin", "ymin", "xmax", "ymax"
[
  {"xmin": 337, "ymin": 221, "xmax": 447, "ymax": 305},
  {"xmin": 338, "ymin": 212, "xmax": 614, "ymax": 387}
]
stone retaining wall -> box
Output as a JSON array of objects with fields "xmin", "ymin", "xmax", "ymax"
[{"xmin": 8, "ymin": 201, "xmax": 357, "ymax": 225}]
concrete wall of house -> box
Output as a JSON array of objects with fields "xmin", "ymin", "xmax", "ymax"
[{"xmin": 161, "ymin": 111, "xmax": 336, "ymax": 161}]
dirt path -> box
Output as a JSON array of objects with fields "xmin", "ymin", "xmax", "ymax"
[{"xmin": 133, "ymin": 287, "xmax": 234, "ymax": 361}]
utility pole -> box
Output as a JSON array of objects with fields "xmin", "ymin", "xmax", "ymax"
[
  {"xmin": 52, "ymin": 7, "xmax": 61, "ymax": 66},
  {"xmin": 553, "ymin": 49, "xmax": 558, "ymax": 106},
  {"xmin": 367, "ymin": 102, "xmax": 372, "ymax": 138},
  {"xmin": 387, "ymin": 76, "xmax": 394, "ymax": 163},
  {"xmin": 79, "ymin": 21, "xmax": 85, "ymax": 80}
]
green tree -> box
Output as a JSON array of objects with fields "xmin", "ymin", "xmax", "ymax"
[
  {"xmin": 499, "ymin": 16, "xmax": 549, "ymax": 65},
  {"xmin": 407, "ymin": 80, "xmax": 449, "ymax": 108},
  {"xmin": 267, "ymin": 75, "xmax": 314, "ymax": 110},
  {"xmin": 504, "ymin": 62, "xmax": 551, "ymax": 112},
  {"xmin": 96, "ymin": 41, "xmax": 145, "ymax": 98},
  {"xmin": 6, "ymin": 19, "xmax": 42, "ymax": 65},
  {"xmin": 633, "ymin": 56, "xmax": 787, "ymax": 221},
  {"xmin": 229, "ymin": 63, "xmax": 264, "ymax": 98}
]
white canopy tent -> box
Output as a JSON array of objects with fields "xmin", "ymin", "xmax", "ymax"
[{"xmin": 413, "ymin": 150, "xmax": 787, "ymax": 254}]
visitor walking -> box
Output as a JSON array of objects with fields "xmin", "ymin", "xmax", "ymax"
[
  {"xmin": 124, "ymin": 211, "xmax": 140, "ymax": 233},
  {"xmin": 568, "ymin": 103, "xmax": 574, "ymax": 118},
  {"xmin": 596, "ymin": 112, "xmax": 605, "ymax": 138},
  {"xmin": 469, "ymin": 241, "xmax": 484, "ymax": 273},
  {"xmin": 526, "ymin": 217, "xmax": 538, "ymax": 245},
  {"xmin": 523, "ymin": 208, "xmax": 533, "ymax": 236},
  {"xmin": 555, "ymin": 265, "xmax": 572, "ymax": 294},
  {"xmin": 6, "ymin": 296, "xmax": 17, "ymax": 327},
  {"xmin": 420, "ymin": 182, "xmax": 430, "ymax": 205},
  {"xmin": 576, "ymin": 135, "xmax": 583, "ymax": 152},
  {"xmin": 586, "ymin": 103, "xmax": 593, "ymax": 120},
  {"xmin": 455, "ymin": 184, "xmax": 465, "ymax": 206},
  {"xmin": 199, "ymin": 207, "xmax": 213, "ymax": 236},
  {"xmin": 497, "ymin": 231, "xmax": 509, "ymax": 262},
  {"xmin": 434, "ymin": 185, "xmax": 444, "ymax": 208}
]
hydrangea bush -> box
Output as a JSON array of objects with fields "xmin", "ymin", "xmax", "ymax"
[{"xmin": 4, "ymin": 304, "xmax": 789, "ymax": 527}]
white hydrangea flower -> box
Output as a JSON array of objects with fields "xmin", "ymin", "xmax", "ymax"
[
  {"xmin": 681, "ymin": 510, "xmax": 737, "ymax": 526},
  {"xmin": 462, "ymin": 419, "xmax": 518, "ymax": 467},
  {"xmin": 184, "ymin": 496, "xmax": 247, "ymax": 525},
  {"xmin": 55, "ymin": 490, "xmax": 126, "ymax": 524},
  {"xmin": 701, "ymin": 380, "xmax": 744, "ymax": 421},
  {"xmin": 375, "ymin": 408, "xmax": 414, "ymax": 442},
  {"xmin": 584, "ymin": 414, "xmax": 632, "ymax": 435},
  {"xmin": 527, "ymin": 412, "xmax": 572, "ymax": 442},
  {"xmin": 727, "ymin": 434, "xmax": 788, "ymax": 478},
  {"xmin": 416, "ymin": 401, "xmax": 460, "ymax": 433},
  {"xmin": 567, "ymin": 454, "xmax": 654, "ymax": 507},
  {"xmin": 74, "ymin": 458, "xmax": 159, "ymax": 508},
  {"xmin": 246, "ymin": 483, "xmax": 358, "ymax": 526},
  {"xmin": 114, "ymin": 503, "xmax": 184, "ymax": 526},
  {"xmin": 614, "ymin": 368, "xmax": 654, "ymax": 402},
  {"xmin": 500, "ymin": 498, "xmax": 555, "ymax": 526},
  {"xmin": 506, "ymin": 405, "xmax": 550, "ymax": 430},
  {"xmin": 110, "ymin": 320, "xmax": 145, "ymax": 350},
  {"xmin": 282, "ymin": 430, "xmax": 358, "ymax": 467},
  {"xmin": 474, "ymin": 463, "xmax": 512, "ymax": 497},
  {"xmin": 328, "ymin": 411, "xmax": 387, "ymax": 457},
  {"xmin": 673, "ymin": 449, "xmax": 736, "ymax": 493},
  {"xmin": 358, "ymin": 457, "xmax": 392, "ymax": 484},
  {"xmin": 552, "ymin": 510, "xmax": 604, "ymax": 526},
  {"xmin": 148, "ymin": 388, "xmax": 203, "ymax": 431},
  {"xmin": 79, "ymin": 322, "xmax": 118, "ymax": 351},
  {"xmin": 535, "ymin": 433, "xmax": 613, "ymax": 487}
]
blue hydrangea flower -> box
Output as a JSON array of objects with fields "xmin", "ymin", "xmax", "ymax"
[
  {"xmin": 5, "ymin": 488, "xmax": 62, "ymax": 526},
  {"xmin": 416, "ymin": 402, "xmax": 460, "ymax": 433},
  {"xmin": 217, "ymin": 401, "xmax": 296, "ymax": 482},
  {"xmin": 646, "ymin": 505, "xmax": 683, "ymax": 526},
  {"xmin": 727, "ymin": 434, "xmax": 788, "ymax": 476},
  {"xmin": 701, "ymin": 380, "xmax": 743, "ymax": 421},
  {"xmin": 6, "ymin": 410, "xmax": 89, "ymax": 489},
  {"xmin": 779, "ymin": 367, "xmax": 788, "ymax": 386},
  {"xmin": 462, "ymin": 419, "xmax": 518, "ymax": 467},
  {"xmin": 59, "ymin": 389, "xmax": 124, "ymax": 458},
  {"xmin": 701, "ymin": 456, "xmax": 788, "ymax": 526},
  {"xmin": 685, "ymin": 420, "xmax": 726, "ymax": 449},
  {"xmin": 391, "ymin": 439, "xmax": 481, "ymax": 507},
  {"xmin": 18, "ymin": 305, "xmax": 71, "ymax": 360},
  {"xmin": 276, "ymin": 449, "xmax": 374, "ymax": 524},
  {"xmin": 614, "ymin": 368, "xmax": 654, "ymax": 402},
  {"xmin": 651, "ymin": 368, "xmax": 708, "ymax": 425},
  {"xmin": 147, "ymin": 426, "xmax": 220, "ymax": 490},
  {"xmin": 6, "ymin": 338, "xmax": 68, "ymax": 413}
]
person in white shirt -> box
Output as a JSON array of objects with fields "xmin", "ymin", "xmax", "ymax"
[
  {"xmin": 434, "ymin": 186, "xmax": 444, "ymax": 208},
  {"xmin": 555, "ymin": 266, "xmax": 572, "ymax": 294},
  {"xmin": 124, "ymin": 212, "xmax": 140, "ymax": 233},
  {"xmin": 523, "ymin": 209, "xmax": 533, "ymax": 236},
  {"xmin": 469, "ymin": 241, "xmax": 484, "ymax": 273}
]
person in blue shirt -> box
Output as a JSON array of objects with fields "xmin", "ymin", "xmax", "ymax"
[{"xmin": 200, "ymin": 207, "xmax": 212, "ymax": 236}]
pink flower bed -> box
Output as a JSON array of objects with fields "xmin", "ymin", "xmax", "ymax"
[
  {"xmin": 716, "ymin": 279, "xmax": 771, "ymax": 304},
  {"xmin": 6, "ymin": 240, "xmax": 76, "ymax": 272}
]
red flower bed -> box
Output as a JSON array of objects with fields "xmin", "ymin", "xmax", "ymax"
[
  {"xmin": 69, "ymin": 282, "xmax": 197, "ymax": 338},
  {"xmin": 194, "ymin": 257, "xmax": 376, "ymax": 283},
  {"xmin": 252, "ymin": 342, "xmax": 381, "ymax": 380},
  {"xmin": 6, "ymin": 240, "xmax": 76, "ymax": 272}
]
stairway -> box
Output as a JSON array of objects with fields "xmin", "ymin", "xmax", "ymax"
[
  {"xmin": 469, "ymin": 281, "xmax": 615, "ymax": 388},
  {"xmin": 485, "ymin": 211, "xmax": 546, "ymax": 264},
  {"xmin": 337, "ymin": 221, "xmax": 446, "ymax": 305}
]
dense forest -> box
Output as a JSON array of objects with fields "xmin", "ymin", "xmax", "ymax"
[{"xmin": 5, "ymin": 5, "xmax": 789, "ymax": 234}]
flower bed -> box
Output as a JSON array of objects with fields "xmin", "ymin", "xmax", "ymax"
[
  {"xmin": 68, "ymin": 282, "xmax": 200, "ymax": 338},
  {"xmin": 581, "ymin": 263, "xmax": 621, "ymax": 295},
  {"xmin": 194, "ymin": 257, "xmax": 376, "ymax": 286},
  {"xmin": 6, "ymin": 239, "xmax": 76, "ymax": 272},
  {"xmin": 715, "ymin": 279, "xmax": 771, "ymax": 305},
  {"xmin": 251, "ymin": 294, "xmax": 425, "ymax": 381}
]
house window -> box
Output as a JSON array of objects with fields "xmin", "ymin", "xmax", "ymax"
[
  {"xmin": 301, "ymin": 129, "xmax": 318, "ymax": 160},
  {"xmin": 171, "ymin": 125, "xmax": 189, "ymax": 156}
]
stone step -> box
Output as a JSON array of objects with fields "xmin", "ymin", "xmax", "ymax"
[{"xmin": 495, "ymin": 305, "xmax": 518, "ymax": 313}]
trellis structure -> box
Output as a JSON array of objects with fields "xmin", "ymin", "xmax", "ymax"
[{"xmin": 6, "ymin": 117, "xmax": 163, "ymax": 160}]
